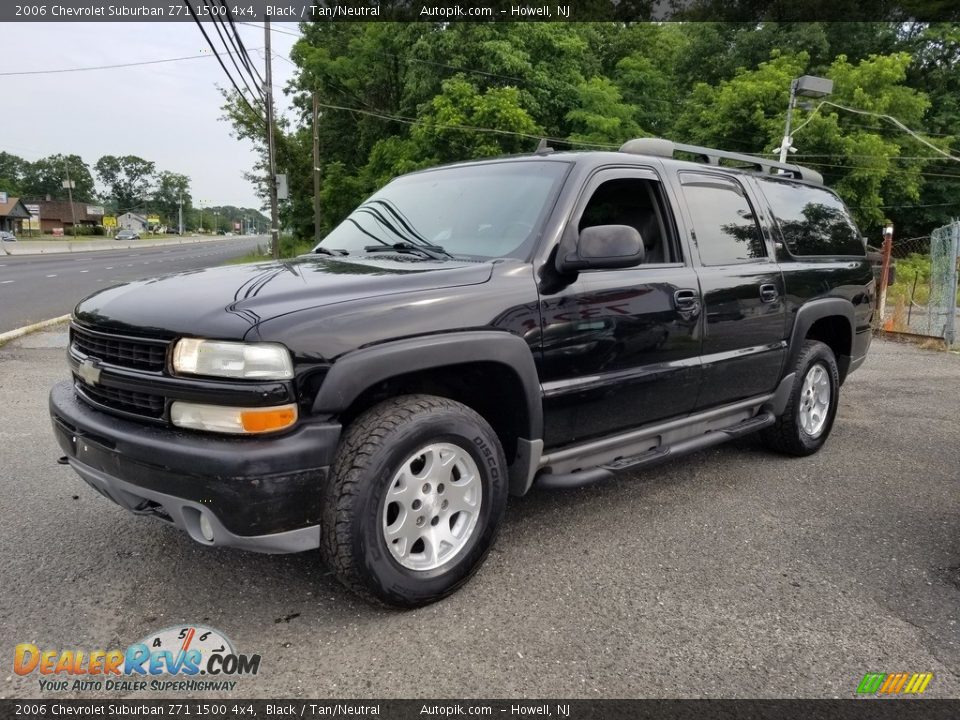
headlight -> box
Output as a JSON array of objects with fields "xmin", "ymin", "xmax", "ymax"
[
  {"xmin": 172, "ymin": 338, "xmax": 294, "ymax": 380},
  {"xmin": 171, "ymin": 401, "xmax": 298, "ymax": 434}
]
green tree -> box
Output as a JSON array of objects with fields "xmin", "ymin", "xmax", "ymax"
[
  {"xmin": 673, "ymin": 50, "xmax": 934, "ymax": 230},
  {"xmin": 412, "ymin": 77, "xmax": 541, "ymax": 164},
  {"xmin": 566, "ymin": 76, "xmax": 642, "ymax": 146},
  {"xmin": 152, "ymin": 171, "xmax": 192, "ymax": 226},
  {"xmin": 0, "ymin": 152, "xmax": 28, "ymax": 195},
  {"xmin": 898, "ymin": 22, "xmax": 960, "ymax": 240},
  {"xmin": 94, "ymin": 155, "xmax": 156, "ymax": 210},
  {"xmin": 21, "ymin": 154, "xmax": 96, "ymax": 202},
  {"xmin": 218, "ymin": 21, "xmax": 960, "ymax": 248}
]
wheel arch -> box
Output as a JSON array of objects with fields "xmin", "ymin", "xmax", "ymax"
[
  {"xmin": 312, "ymin": 332, "xmax": 544, "ymax": 495},
  {"xmin": 788, "ymin": 298, "xmax": 856, "ymax": 383}
]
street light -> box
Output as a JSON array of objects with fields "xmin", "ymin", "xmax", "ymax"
[{"xmin": 776, "ymin": 75, "xmax": 834, "ymax": 164}]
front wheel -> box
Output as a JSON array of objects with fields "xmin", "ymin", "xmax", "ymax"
[
  {"xmin": 761, "ymin": 340, "xmax": 840, "ymax": 456},
  {"xmin": 321, "ymin": 394, "xmax": 508, "ymax": 607}
]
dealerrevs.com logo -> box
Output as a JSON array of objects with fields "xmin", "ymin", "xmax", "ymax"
[{"xmin": 14, "ymin": 625, "xmax": 261, "ymax": 693}]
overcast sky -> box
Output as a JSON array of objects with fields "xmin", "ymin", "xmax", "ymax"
[{"xmin": 2, "ymin": 22, "xmax": 301, "ymax": 210}]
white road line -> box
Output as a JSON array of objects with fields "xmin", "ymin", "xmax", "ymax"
[
  {"xmin": 1, "ymin": 280, "xmax": 13, "ymax": 284},
  {"xmin": 46, "ymin": 274, "xmax": 57, "ymax": 278},
  {"xmin": 105, "ymin": 266, "xmax": 113, "ymax": 270}
]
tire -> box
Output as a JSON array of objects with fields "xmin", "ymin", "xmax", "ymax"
[
  {"xmin": 321, "ymin": 394, "xmax": 508, "ymax": 608},
  {"xmin": 761, "ymin": 340, "xmax": 840, "ymax": 457}
]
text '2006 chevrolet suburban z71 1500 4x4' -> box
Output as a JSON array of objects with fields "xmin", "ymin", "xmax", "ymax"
[{"xmin": 50, "ymin": 138, "xmax": 873, "ymax": 607}]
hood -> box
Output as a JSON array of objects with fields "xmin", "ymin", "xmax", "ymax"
[{"xmin": 73, "ymin": 255, "xmax": 494, "ymax": 340}]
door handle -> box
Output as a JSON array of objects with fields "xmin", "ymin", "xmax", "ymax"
[
  {"xmin": 759, "ymin": 284, "xmax": 779, "ymax": 303},
  {"xmin": 674, "ymin": 289, "xmax": 700, "ymax": 312}
]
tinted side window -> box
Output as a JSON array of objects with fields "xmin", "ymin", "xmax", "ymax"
[
  {"xmin": 758, "ymin": 179, "xmax": 865, "ymax": 256},
  {"xmin": 679, "ymin": 173, "xmax": 766, "ymax": 265}
]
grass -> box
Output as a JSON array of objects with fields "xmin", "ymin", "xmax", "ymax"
[
  {"xmin": 227, "ymin": 235, "xmax": 314, "ymax": 264},
  {"xmin": 887, "ymin": 253, "xmax": 960, "ymax": 307}
]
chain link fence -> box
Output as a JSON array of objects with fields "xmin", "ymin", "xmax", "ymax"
[{"xmin": 882, "ymin": 220, "xmax": 960, "ymax": 347}]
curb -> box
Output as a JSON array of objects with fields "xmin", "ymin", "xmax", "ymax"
[
  {"xmin": 1, "ymin": 234, "xmax": 255, "ymax": 257},
  {"xmin": 0, "ymin": 314, "xmax": 71, "ymax": 346}
]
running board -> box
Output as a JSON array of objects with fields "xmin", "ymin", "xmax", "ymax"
[{"xmin": 535, "ymin": 410, "xmax": 775, "ymax": 490}]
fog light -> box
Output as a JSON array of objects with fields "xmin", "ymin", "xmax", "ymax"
[{"xmin": 199, "ymin": 513, "xmax": 214, "ymax": 542}]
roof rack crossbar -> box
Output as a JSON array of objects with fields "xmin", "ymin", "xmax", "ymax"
[{"xmin": 619, "ymin": 138, "xmax": 823, "ymax": 185}]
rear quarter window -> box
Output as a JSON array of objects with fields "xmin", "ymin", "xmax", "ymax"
[{"xmin": 758, "ymin": 179, "xmax": 865, "ymax": 257}]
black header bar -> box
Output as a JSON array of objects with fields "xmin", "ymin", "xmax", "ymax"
[{"xmin": 1, "ymin": 0, "xmax": 957, "ymax": 23}]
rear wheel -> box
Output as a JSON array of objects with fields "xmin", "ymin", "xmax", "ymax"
[
  {"xmin": 321, "ymin": 394, "xmax": 508, "ymax": 607},
  {"xmin": 761, "ymin": 340, "xmax": 840, "ymax": 456}
]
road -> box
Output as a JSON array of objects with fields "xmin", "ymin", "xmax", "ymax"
[
  {"xmin": 1, "ymin": 335, "xmax": 958, "ymax": 699},
  {"xmin": 0, "ymin": 236, "xmax": 266, "ymax": 333}
]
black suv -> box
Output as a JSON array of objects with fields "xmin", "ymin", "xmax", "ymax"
[{"xmin": 50, "ymin": 139, "xmax": 874, "ymax": 607}]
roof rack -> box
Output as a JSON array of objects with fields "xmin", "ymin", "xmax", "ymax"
[{"xmin": 619, "ymin": 137, "xmax": 823, "ymax": 185}]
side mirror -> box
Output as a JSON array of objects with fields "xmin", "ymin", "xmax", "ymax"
[{"xmin": 559, "ymin": 224, "xmax": 645, "ymax": 272}]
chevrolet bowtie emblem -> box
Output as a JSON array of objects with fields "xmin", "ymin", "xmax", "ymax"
[{"xmin": 77, "ymin": 359, "xmax": 102, "ymax": 386}]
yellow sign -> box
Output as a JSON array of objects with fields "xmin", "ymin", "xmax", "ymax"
[
  {"xmin": 103, "ymin": 216, "xmax": 117, "ymax": 228},
  {"xmin": 147, "ymin": 215, "xmax": 161, "ymax": 226}
]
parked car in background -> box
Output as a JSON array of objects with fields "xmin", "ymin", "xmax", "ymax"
[
  {"xmin": 0, "ymin": 231, "xmax": 16, "ymax": 242},
  {"xmin": 115, "ymin": 229, "xmax": 140, "ymax": 241}
]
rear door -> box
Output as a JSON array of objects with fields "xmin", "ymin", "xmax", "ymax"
[{"xmin": 673, "ymin": 171, "xmax": 787, "ymax": 408}]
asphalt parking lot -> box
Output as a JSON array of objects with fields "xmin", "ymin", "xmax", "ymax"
[{"xmin": 1, "ymin": 331, "xmax": 958, "ymax": 699}]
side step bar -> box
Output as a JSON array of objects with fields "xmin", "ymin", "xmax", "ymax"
[{"xmin": 534, "ymin": 410, "xmax": 775, "ymax": 490}]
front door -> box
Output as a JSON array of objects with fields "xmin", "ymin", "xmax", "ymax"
[{"xmin": 536, "ymin": 167, "xmax": 703, "ymax": 449}]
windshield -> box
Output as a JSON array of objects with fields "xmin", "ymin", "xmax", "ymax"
[{"xmin": 315, "ymin": 161, "xmax": 569, "ymax": 260}]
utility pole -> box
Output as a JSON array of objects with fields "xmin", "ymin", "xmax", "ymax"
[
  {"xmin": 877, "ymin": 220, "xmax": 894, "ymax": 326},
  {"xmin": 776, "ymin": 76, "xmax": 833, "ymax": 165},
  {"xmin": 313, "ymin": 92, "xmax": 322, "ymax": 245},
  {"xmin": 778, "ymin": 79, "xmax": 799, "ymax": 165},
  {"xmin": 264, "ymin": 16, "xmax": 280, "ymax": 260},
  {"xmin": 63, "ymin": 160, "xmax": 78, "ymax": 237},
  {"xmin": 178, "ymin": 193, "xmax": 184, "ymax": 236}
]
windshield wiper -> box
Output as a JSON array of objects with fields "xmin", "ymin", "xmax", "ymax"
[
  {"xmin": 363, "ymin": 242, "xmax": 452, "ymax": 260},
  {"xmin": 313, "ymin": 246, "xmax": 349, "ymax": 256}
]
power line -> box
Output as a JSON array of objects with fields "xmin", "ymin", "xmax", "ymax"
[
  {"xmin": 205, "ymin": 0, "xmax": 263, "ymax": 104},
  {"xmin": 221, "ymin": 0, "xmax": 265, "ymax": 87},
  {"xmin": 788, "ymin": 155, "xmax": 956, "ymax": 161},
  {"xmin": 238, "ymin": 20, "xmax": 299, "ymax": 37},
  {"xmin": 183, "ymin": 0, "xmax": 262, "ymax": 119},
  {"xmin": 793, "ymin": 100, "xmax": 960, "ymax": 162},
  {"xmin": 0, "ymin": 50, "xmax": 260, "ymax": 77},
  {"xmin": 822, "ymin": 99, "xmax": 960, "ymax": 162},
  {"xmin": 311, "ymin": 99, "xmax": 619, "ymax": 150},
  {"xmin": 796, "ymin": 160, "xmax": 960, "ymax": 180}
]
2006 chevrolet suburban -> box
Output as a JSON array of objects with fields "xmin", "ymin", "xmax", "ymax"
[{"xmin": 50, "ymin": 138, "xmax": 874, "ymax": 607}]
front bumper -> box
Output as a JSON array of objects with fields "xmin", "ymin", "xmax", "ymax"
[{"xmin": 49, "ymin": 380, "xmax": 341, "ymax": 554}]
